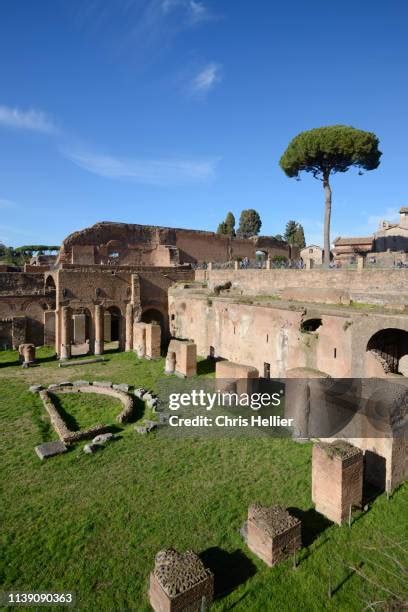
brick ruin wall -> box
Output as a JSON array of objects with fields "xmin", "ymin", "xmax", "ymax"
[
  {"xmin": 168, "ymin": 289, "xmax": 408, "ymax": 378},
  {"xmin": 0, "ymin": 266, "xmax": 194, "ymax": 348},
  {"xmin": 0, "ymin": 272, "xmax": 54, "ymax": 347},
  {"xmin": 58, "ymin": 222, "xmax": 295, "ymax": 266},
  {"xmin": 195, "ymin": 268, "xmax": 408, "ymax": 306}
]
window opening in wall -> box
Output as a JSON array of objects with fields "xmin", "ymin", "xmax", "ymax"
[{"xmin": 300, "ymin": 318, "xmax": 322, "ymax": 333}]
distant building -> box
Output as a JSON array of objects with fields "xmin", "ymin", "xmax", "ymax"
[
  {"xmin": 300, "ymin": 245, "xmax": 324, "ymax": 267},
  {"xmin": 332, "ymin": 236, "xmax": 373, "ymax": 264},
  {"xmin": 333, "ymin": 207, "xmax": 408, "ymax": 264},
  {"xmin": 373, "ymin": 207, "xmax": 408, "ymax": 252}
]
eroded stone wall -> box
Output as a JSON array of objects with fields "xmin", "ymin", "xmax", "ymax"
[
  {"xmin": 168, "ymin": 287, "xmax": 408, "ymax": 378},
  {"xmin": 59, "ymin": 222, "xmax": 293, "ymax": 266},
  {"xmin": 195, "ymin": 268, "xmax": 408, "ymax": 306}
]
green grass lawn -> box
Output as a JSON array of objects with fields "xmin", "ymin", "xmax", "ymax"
[
  {"xmin": 50, "ymin": 392, "xmax": 124, "ymax": 432},
  {"xmin": 0, "ymin": 349, "xmax": 407, "ymax": 611}
]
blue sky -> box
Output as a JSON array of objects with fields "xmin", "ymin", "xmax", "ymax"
[{"xmin": 0, "ymin": 0, "xmax": 407, "ymax": 247}]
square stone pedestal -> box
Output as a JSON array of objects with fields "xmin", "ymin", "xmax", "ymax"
[
  {"xmin": 246, "ymin": 504, "xmax": 301, "ymax": 567},
  {"xmin": 215, "ymin": 360, "xmax": 259, "ymax": 395},
  {"xmin": 312, "ymin": 441, "xmax": 363, "ymax": 524},
  {"xmin": 133, "ymin": 322, "xmax": 161, "ymax": 359},
  {"xmin": 149, "ymin": 549, "xmax": 213, "ymax": 612},
  {"xmin": 146, "ymin": 323, "xmax": 161, "ymax": 359},
  {"xmin": 167, "ymin": 339, "xmax": 197, "ymax": 377}
]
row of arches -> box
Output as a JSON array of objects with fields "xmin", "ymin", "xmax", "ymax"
[{"xmin": 68, "ymin": 305, "xmax": 167, "ymax": 356}]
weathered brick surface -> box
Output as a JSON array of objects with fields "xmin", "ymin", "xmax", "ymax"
[
  {"xmin": 149, "ymin": 573, "xmax": 213, "ymax": 612},
  {"xmin": 246, "ymin": 505, "xmax": 301, "ymax": 567},
  {"xmin": 312, "ymin": 441, "xmax": 363, "ymax": 524},
  {"xmin": 167, "ymin": 339, "xmax": 197, "ymax": 377},
  {"xmin": 195, "ymin": 268, "xmax": 408, "ymax": 305}
]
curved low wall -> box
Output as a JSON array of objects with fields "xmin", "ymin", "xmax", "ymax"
[{"xmin": 39, "ymin": 383, "xmax": 135, "ymax": 444}]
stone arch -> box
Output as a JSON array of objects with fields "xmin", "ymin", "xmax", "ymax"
[
  {"xmin": 141, "ymin": 304, "xmax": 169, "ymax": 345},
  {"xmin": 106, "ymin": 305, "xmax": 124, "ymax": 349},
  {"xmin": 45, "ymin": 275, "xmax": 56, "ymax": 296},
  {"xmin": 366, "ymin": 328, "xmax": 408, "ymax": 375}
]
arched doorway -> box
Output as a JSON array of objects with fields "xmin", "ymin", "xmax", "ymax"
[
  {"xmin": 141, "ymin": 307, "xmax": 168, "ymax": 348},
  {"xmin": 105, "ymin": 306, "xmax": 122, "ymax": 351},
  {"xmin": 45, "ymin": 275, "xmax": 56, "ymax": 297},
  {"xmin": 366, "ymin": 328, "xmax": 408, "ymax": 374},
  {"xmin": 255, "ymin": 250, "xmax": 267, "ymax": 268},
  {"xmin": 141, "ymin": 308, "xmax": 164, "ymax": 327}
]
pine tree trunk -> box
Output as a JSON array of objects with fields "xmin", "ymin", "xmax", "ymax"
[{"xmin": 323, "ymin": 171, "xmax": 332, "ymax": 267}]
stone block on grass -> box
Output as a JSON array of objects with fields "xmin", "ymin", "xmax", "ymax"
[
  {"xmin": 312, "ymin": 440, "xmax": 363, "ymax": 525},
  {"xmin": 149, "ymin": 548, "xmax": 213, "ymax": 612},
  {"xmin": 35, "ymin": 441, "xmax": 67, "ymax": 460},
  {"xmin": 29, "ymin": 384, "xmax": 43, "ymax": 393},
  {"xmin": 246, "ymin": 504, "xmax": 301, "ymax": 567},
  {"xmin": 93, "ymin": 381, "xmax": 112, "ymax": 388},
  {"xmin": 113, "ymin": 383, "xmax": 130, "ymax": 393}
]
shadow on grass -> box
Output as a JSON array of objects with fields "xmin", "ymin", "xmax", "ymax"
[
  {"xmin": 287, "ymin": 507, "xmax": 332, "ymax": 547},
  {"xmin": 331, "ymin": 566, "xmax": 358, "ymax": 596},
  {"xmin": 102, "ymin": 347, "xmax": 120, "ymax": 356},
  {"xmin": 36, "ymin": 353, "xmax": 58, "ymax": 365},
  {"xmin": 197, "ymin": 358, "xmax": 216, "ymax": 376},
  {"xmin": 0, "ymin": 359, "xmax": 20, "ymax": 369},
  {"xmin": 200, "ymin": 547, "xmax": 256, "ymax": 599},
  {"xmin": 130, "ymin": 397, "xmax": 146, "ymax": 423},
  {"xmin": 0, "ymin": 351, "xmax": 56, "ymax": 369},
  {"xmin": 51, "ymin": 393, "xmax": 81, "ymax": 431}
]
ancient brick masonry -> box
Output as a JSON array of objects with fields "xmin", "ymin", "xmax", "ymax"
[
  {"xmin": 166, "ymin": 339, "xmax": 197, "ymax": 377},
  {"xmin": 149, "ymin": 549, "xmax": 214, "ymax": 612},
  {"xmin": 133, "ymin": 322, "xmax": 161, "ymax": 359},
  {"xmin": 312, "ymin": 441, "xmax": 363, "ymax": 525},
  {"xmin": 246, "ymin": 504, "xmax": 301, "ymax": 567}
]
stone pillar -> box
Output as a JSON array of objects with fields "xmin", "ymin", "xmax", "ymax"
[
  {"xmin": 145, "ymin": 323, "xmax": 161, "ymax": 359},
  {"xmin": 60, "ymin": 306, "xmax": 72, "ymax": 360},
  {"xmin": 357, "ymin": 255, "xmax": 365, "ymax": 270},
  {"xmin": 18, "ymin": 343, "xmax": 36, "ymax": 364},
  {"xmin": 104, "ymin": 312, "xmax": 111, "ymax": 342},
  {"xmin": 164, "ymin": 350, "xmax": 176, "ymax": 375},
  {"xmin": 125, "ymin": 303, "xmax": 133, "ymax": 352},
  {"xmin": 312, "ymin": 441, "xmax": 363, "ymax": 524},
  {"xmin": 55, "ymin": 310, "xmax": 60, "ymax": 357},
  {"xmin": 72, "ymin": 313, "xmax": 86, "ymax": 344},
  {"xmin": 94, "ymin": 305, "xmax": 104, "ymax": 356},
  {"xmin": 167, "ymin": 339, "xmax": 197, "ymax": 377},
  {"xmin": 133, "ymin": 322, "xmax": 146, "ymax": 358},
  {"xmin": 266, "ymin": 258, "xmax": 271, "ymax": 270},
  {"xmin": 208, "ymin": 262, "xmax": 213, "ymax": 271},
  {"xmin": 234, "ymin": 260, "xmax": 239, "ymax": 270}
]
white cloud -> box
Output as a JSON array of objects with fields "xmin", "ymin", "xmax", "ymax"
[
  {"xmin": 63, "ymin": 149, "xmax": 219, "ymax": 186},
  {"xmin": 191, "ymin": 62, "xmax": 222, "ymax": 95},
  {"xmin": 162, "ymin": 0, "xmax": 211, "ymax": 23},
  {"xmin": 0, "ymin": 105, "xmax": 57, "ymax": 134}
]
